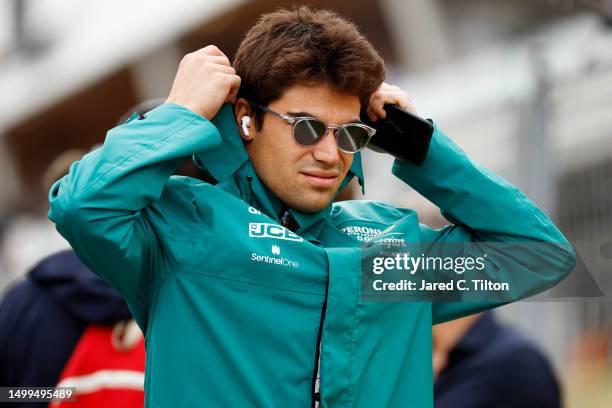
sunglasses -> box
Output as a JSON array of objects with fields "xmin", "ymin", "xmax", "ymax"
[{"xmin": 251, "ymin": 103, "xmax": 376, "ymax": 153}]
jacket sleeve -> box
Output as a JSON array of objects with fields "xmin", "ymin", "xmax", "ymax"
[
  {"xmin": 391, "ymin": 122, "xmax": 576, "ymax": 324},
  {"xmin": 48, "ymin": 103, "xmax": 222, "ymax": 315}
]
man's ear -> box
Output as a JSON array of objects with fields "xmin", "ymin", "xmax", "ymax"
[{"xmin": 233, "ymin": 98, "xmax": 254, "ymax": 141}]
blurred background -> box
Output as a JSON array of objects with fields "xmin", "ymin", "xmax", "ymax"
[{"xmin": 0, "ymin": 0, "xmax": 610, "ymax": 406}]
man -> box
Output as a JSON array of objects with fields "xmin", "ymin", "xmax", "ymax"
[
  {"xmin": 433, "ymin": 313, "xmax": 562, "ymax": 408},
  {"xmin": 48, "ymin": 6, "xmax": 575, "ymax": 407}
]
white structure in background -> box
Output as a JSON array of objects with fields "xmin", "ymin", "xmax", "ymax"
[
  {"xmin": 0, "ymin": 0, "xmax": 246, "ymax": 135},
  {"xmin": 0, "ymin": 215, "xmax": 71, "ymax": 288}
]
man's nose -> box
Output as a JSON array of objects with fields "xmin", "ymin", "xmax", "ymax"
[{"xmin": 312, "ymin": 129, "xmax": 341, "ymax": 164}]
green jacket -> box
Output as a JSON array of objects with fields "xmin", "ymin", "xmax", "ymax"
[{"xmin": 49, "ymin": 103, "xmax": 575, "ymax": 407}]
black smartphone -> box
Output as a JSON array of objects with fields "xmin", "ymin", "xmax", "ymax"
[{"xmin": 361, "ymin": 104, "xmax": 433, "ymax": 166}]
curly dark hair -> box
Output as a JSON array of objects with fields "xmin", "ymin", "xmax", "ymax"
[{"xmin": 233, "ymin": 5, "xmax": 386, "ymax": 131}]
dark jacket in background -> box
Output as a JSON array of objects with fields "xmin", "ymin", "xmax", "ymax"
[
  {"xmin": 435, "ymin": 312, "xmax": 561, "ymax": 408},
  {"xmin": 0, "ymin": 250, "xmax": 131, "ymax": 392}
]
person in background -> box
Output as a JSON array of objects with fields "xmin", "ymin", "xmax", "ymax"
[
  {"xmin": 0, "ymin": 150, "xmax": 146, "ymax": 407},
  {"xmin": 434, "ymin": 312, "xmax": 562, "ymax": 408}
]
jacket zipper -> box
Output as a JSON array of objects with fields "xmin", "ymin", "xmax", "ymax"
[
  {"xmin": 278, "ymin": 206, "xmax": 327, "ymax": 407},
  {"xmin": 274, "ymin": 196, "xmax": 329, "ymax": 407},
  {"xmin": 311, "ymin": 281, "xmax": 328, "ymax": 408},
  {"xmin": 246, "ymin": 176, "xmax": 254, "ymax": 206}
]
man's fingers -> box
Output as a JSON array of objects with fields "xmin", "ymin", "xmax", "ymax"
[
  {"xmin": 204, "ymin": 55, "xmax": 233, "ymax": 68},
  {"xmin": 211, "ymin": 63, "xmax": 236, "ymax": 75},
  {"xmin": 371, "ymin": 82, "xmax": 418, "ymax": 115},
  {"xmin": 223, "ymin": 74, "xmax": 242, "ymax": 103},
  {"xmin": 368, "ymin": 95, "xmax": 386, "ymax": 120},
  {"xmin": 377, "ymin": 90, "xmax": 417, "ymax": 114},
  {"xmin": 192, "ymin": 45, "xmax": 231, "ymax": 66},
  {"xmin": 181, "ymin": 53, "xmax": 231, "ymax": 71},
  {"xmin": 228, "ymin": 74, "xmax": 241, "ymax": 91},
  {"xmin": 378, "ymin": 93, "xmax": 402, "ymax": 109},
  {"xmin": 195, "ymin": 44, "xmax": 226, "ymax": 57},
  {"xmin": 366, "ymin": 109, "xmax": 377, "ymax": 122}
]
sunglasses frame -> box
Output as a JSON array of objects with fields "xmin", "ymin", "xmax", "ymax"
[{"xmin": 250, "ymin": 103, "xmax": 376, "ymax": 153}]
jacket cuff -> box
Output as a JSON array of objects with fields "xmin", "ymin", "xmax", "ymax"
[{"xmin": 123, "ymin": 102, "xmax": 223, "ymax": 153}]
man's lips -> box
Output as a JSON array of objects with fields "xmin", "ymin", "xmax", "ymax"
[{"xmin": 299, "ymin": 170, "xmax": 340, "ymax": 188}]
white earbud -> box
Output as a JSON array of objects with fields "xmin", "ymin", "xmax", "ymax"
[{"xmin": 241, "ymin": 116, "xmax": 251, "ymax": 136}]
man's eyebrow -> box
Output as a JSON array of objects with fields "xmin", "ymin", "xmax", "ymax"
[{"xmin": 287, "ymin": 111, "xmax": 363, "ymax": 124}]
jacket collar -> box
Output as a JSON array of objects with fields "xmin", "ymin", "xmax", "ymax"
[{"xmin": 193, "ymin": 103, "xmax": 364, "ymax": 239}]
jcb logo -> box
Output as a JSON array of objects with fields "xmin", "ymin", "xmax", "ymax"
[{"xmin": 249, "ymin": 223, "xmax": 304, "ymax": 242}]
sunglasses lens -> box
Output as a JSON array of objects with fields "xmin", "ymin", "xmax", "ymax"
[
  {"xmin": 293, "ymin": 119, "xmax": 327, "ymax": 146},
  {"xmin": 337, "ymin": 125, "xmax": 371, "ymax": 153}
]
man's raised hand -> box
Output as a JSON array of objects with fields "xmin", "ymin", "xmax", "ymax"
[{"xmin": 166, "ymin": 45, "xmax": 241, "ymax": 120}]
